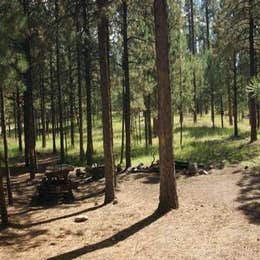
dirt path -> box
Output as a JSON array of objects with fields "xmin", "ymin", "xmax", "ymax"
[{"xmin": 0, "ymin": 166, "xmax": 259, "ymax": 259}]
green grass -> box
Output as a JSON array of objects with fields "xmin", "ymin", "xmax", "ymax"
[{"xmin": 1, "ymin": 113, "xmax": 260, "ymax": 168}]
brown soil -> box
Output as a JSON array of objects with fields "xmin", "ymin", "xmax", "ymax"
[{"xmin": 0, "ymin": 166, "xmax": 259, "ymax": 260}]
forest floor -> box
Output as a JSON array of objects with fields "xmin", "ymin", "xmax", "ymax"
[{"xmin": 0, "ymin": 164, "xmax": 259, "ymax": 259}]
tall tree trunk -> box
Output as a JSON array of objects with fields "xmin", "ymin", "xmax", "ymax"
[
  {"xmin": 0, "ymin": 174, "xmax": 8, "ymax": 227},
  {"xmin": 23, "ymin": 41, "xmax": 37, "ymax": 178},
  {"xmin": 154, "ymin": 0, "xmax": 179, "ymax": 213},
  {"xmin": 122, "ymin": 0, "xmax": 131, "ymax": 168},
  {"xmin": 40, "ymin": 65, "xmax": 46, "ymax": 148},
  {"xmin": 179, "ymin": 63, "xmax": 183, "ymax": 148},
  {"xmin": 257, "ymin": 103, "xmax": 260, "ymax": 129},
  {"xmin": 220, "ymin": 95, "xmax": 224, "ymax": 128},
  {"xmin": 205, "ymin": 0, "xmax": 210, "ymax": 49},
  {"xmin": 97, "ymin": 0, "xmax": 115, "ymax": 204},
  {"xmin": 76, "ymin": 0, "xmax": 84, "ymax": 162},
  {"xmin": 120, "ymin": 79, "xmax": 125, "ymax": 165},
  {"xmin": 16, "ymin": 87, "xmax": 23, "ymax": 152},
  {"xmin": 249, "ymin": 0, "xmax": 257, "ymax": 142},
  {"xmin": 82, "ymin": 0, "xmax": 93, "ymax": 165},
  {"xmin": 49, "ymin": 50, "xmax": 57, "ymax": 153},
  {"xmin": 147, "ymin": 95, "xmax": 152, "ymax": 146},
  {"xmin": 144, "ymin": 110, "xmax": 148, "ymax": 149},
  {"xmin": 190, "ymin": 0, "xmax": 197, "ymax": 123},
  {"xmin": 227, "ymin": 76, "xmax": 233, "ymax": 126},
  {"xmin": 13, "ymin": 95, "xmax": 17, "ymax": 139},
  {"xmin": 68, "ymin": 46, "xmax": 75, "ymax": 147},
  {"xmin": 55, "ymin": 0, "xmax": 65, "ymax": 162},
  {"xmin": 0, "ymin": 85, "xmax": 13, "ymax": 205},
  {"xmin": 233, "ymin": 52, "xmax": 238, "ymax": 137},
  {"xmin": 210, "ymin": 84, "xmax": 215, "ymax": 128}
]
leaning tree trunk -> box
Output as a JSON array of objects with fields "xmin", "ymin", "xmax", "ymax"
[
  {"xmin": 0, "ymin": 85, "xmax": 13, "ymax": 205},
  {"xmin": 154, "ymin": 0, "xmax": 179, "ymax": 213},
  {"xmin": 122, "ymin": 0, "xmax": 131, "ymax": 168},
  {"xmin": 97, "ymin": 0, "xmax": 115, "ymax": 204}
]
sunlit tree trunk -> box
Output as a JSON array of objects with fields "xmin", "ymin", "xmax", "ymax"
[
  {"xmin": 154, "ymin": 0, "xmax": 179, "ymax": 213},
  {"xmin": 97, "ymin": 0, "xmax": 115, "ymax": 204},
  {"xmin": 122, "ymin": 0, "xmax": 131, "ymax": 168},
  {"xmin": 82, "ymin": 0, "xmax": 94, "ymax": 165}
]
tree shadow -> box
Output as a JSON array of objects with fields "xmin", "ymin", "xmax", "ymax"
[
  {"xmin": 47, "ymin": 210, "xmax": 163, "ymax": 260},
  {"xmin": 10, "ymin": 204, "xmax": 104, "ymax": 229},
  {"xmin": 237, "ymin": 169, "xmax": 260, "ymax": 225},
  {"xmin": 174, "ymin": 126, "xmax": 233, "ymax": 138},
  {"xmin": 0, "ymin": 226, "xmax": 49, "ymax": 250}
]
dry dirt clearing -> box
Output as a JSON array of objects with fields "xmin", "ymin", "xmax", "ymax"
[{"xmin": 0, "ymin": 166, "xmax": 259, "ymax": 260}]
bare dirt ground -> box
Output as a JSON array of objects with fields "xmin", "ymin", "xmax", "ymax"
[{"xmin": 0, "ymin": 165, "xmax": 259, "ymax": 260}]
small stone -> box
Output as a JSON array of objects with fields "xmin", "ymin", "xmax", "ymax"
[
  {"xmin": 199, "ymin": 169, "xmax": 209, "ymax": 175},
  {"xmin": 200, "ymin": 204, "xmax": 204, "ymax": 207},
  {"xmin": 74, "ymin": 216, "xmax": 88, "ymax": 223},
  {"xmin": 113, "ymin": 199, "xmax": 118, "ymax": 205}
]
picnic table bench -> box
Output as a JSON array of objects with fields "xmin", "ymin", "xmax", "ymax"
[{"xmin": 38, "ymin": 164, "xmax": 75, "ymax": 199}]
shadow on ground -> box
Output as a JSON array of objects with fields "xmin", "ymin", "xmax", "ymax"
[
  {"xmin": 237, "ymin": 168, "xmax": 260, "ymax": 225},
  {"xmin": 47, "ymin": 211, "xmax": 163, "ymax": 260}
]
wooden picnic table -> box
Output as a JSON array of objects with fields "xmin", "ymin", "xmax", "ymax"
[
  {"xmin": 45, "ymin": 164, "xmax": 74, "ymax": 181},
  {"xmin": 38, "ymin": 164, "xmax": 75, "ymax": 198}
]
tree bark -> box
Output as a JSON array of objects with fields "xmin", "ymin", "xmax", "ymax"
[
  {"xmin": 0, "ymin": 174, "xmax": 8, "ymax": 227},
  {"xmin": 220, "ymin": 95, "xmax": 224, "ymax": 128},
  {"xmin": 55, "ymin": 0, "xmax": 65, "ymax": 161},
  {"xmin": 190, "ymin": 0, "xmax": 197, "ymax": 123},
  {"xmin": 75, "ymin": 0, "xmax": 84, "ymax": 162},
  {"xmin": 16, "ymin": 87, "xmax": 23, "ymax": 152},
  {"xmin": 122, "ymin": 0, "xmax": 131, "ymax": 168},
  {"xmin": 82, "ymin": 0, "xmax": 94, "ymax": 165},
  {"xmin": 49, "ymin": 50, "xmax": 57, "ymax": 153},
  {"xmin": 249, "ymin": 0, "xmax": 257, "ymax": 142},
  {"xmin": 0, "ymin": 85, "xmax": 13, "ymax": 205},
  {"xmin": 68, "ymin": 46, "xmax": 75, "ymax": 147},
  {"xmin": 205, "ymin": 0, "xmax": 210, "ymax": 49},
  {"xmin": 40, "ymin": 65, "xmax": 46, "ymax": 148},
  {"xmin": 227, "ymin": 75, "xmax": 233, "ymax": 126},
  {"xmin": 233, "ymin": 52, "xmax": 238, "ymax": 137},
  {"xmin": 97, "ymin": 0, "xmax": 115, "ymax": 204},
  {"xmin": 154, "ymin": 0, "xmax": 179, "ymax": 213}
]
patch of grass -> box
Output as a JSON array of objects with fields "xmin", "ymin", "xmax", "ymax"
[{"xmin": 1, "ymin": 114, "xmax": 260, "ymax": 168}]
